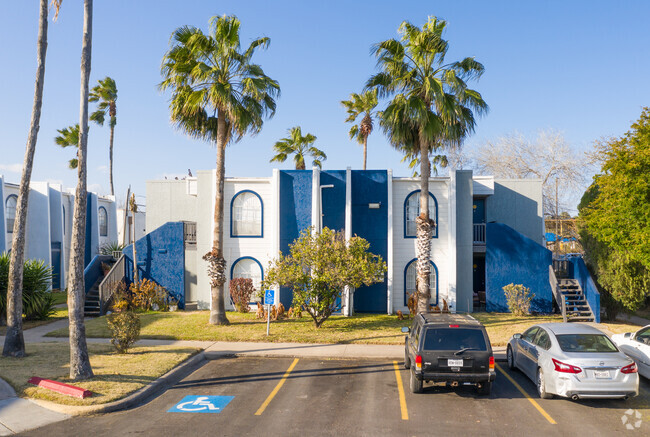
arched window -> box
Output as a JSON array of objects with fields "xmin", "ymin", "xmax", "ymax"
[
  {"xmin": 5, "ymin": 195, "xmax": 17, "ymax": 233},
  {"xmin": 98, "ymin": 206, "xmax": 108, "ymax": 237},
  {"xmin": 404, "ymin": 259, "xmax": 438, "ymax": 307},
  {"xmin": 404, "ymin": 190, "xmax": 438, "ymax": 238},
  {"xmin": 231, "ymin": 190, "xmax": 263, "ymax": 237},
  {"xmin": 231, "ymin": 257, "xmax": 264, "ymax": 303}
]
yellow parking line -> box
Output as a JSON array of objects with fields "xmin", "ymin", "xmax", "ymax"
[
  {"xmin": 495, "ymin": 363, "xmax": 557, "ymax": 425},
  {"xmin": 393, "ymin": 361, "xmax": 409, "ymax": 420},
  {"xmin": 255, "ymin": 358, "xmax": 299, "ymax": 416}
]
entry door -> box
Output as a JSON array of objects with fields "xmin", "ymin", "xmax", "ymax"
[
  {"xmin": 473, "ymin": 198, "xmax": 486, "ymax": 224},
  {"xmin": 51, "ymin": 242, "xmax": 62, "ymax": 290}
]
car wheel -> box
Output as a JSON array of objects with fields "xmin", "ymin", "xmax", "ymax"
[
  {"xmin": 404, "ymin": 345, "xmax": 411, "ymax": 370},
  {"xmin": 507, "ymin": 346, "xmax": 516, "ymax": 370},
  {"xmin": 477, "ymin": 381, "xmax": 492, "ymax": 396},
  {"xmin": 410, "ymin": 368, "xmax": 423, "ymax": 394},
  {"xmin": 537, "ymin": 368, "xmax": 552, "ymax": 399}
]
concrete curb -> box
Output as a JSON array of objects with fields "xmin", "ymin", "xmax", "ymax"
[
  {"xmin": 0, "ymin": 378, "xmax": 17, "ymax": 401},
  {"xmin": 30, "ymin": 351, "xmax": 208, "ymax": 416}
]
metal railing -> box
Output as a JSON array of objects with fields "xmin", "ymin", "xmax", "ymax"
[
  {"xmin": 473, "ymin": 223, "xmax": 486, "ymax": 244},
  {"xmin": 98, "ymin": 254, "xmax": 126, "ymax": 315},
  {"xmin": 549, "ymin": 265, "xmax": 567, "ymax": 322}
]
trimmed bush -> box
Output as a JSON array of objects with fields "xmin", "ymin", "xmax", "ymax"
[
  {"xmin": 107, "ymin": 311, "xmax": 141, "ymax": 353},
  {"xmin": 502, "ymin": 283, "xmax": 534, "ymax": 316},
  {"xmin": 229, "ymin": 278, "xmax": 255, "ymax": 313}
]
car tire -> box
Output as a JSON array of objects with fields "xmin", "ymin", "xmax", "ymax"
[
  {"xmin": 404, "ymin": 343, "xmax": 411, "ymax": 369},
  {"xmin": 477, "ymin": 381, "xmax": 492, "ymax": 396},
  {"xmin": 537, "ymin": 368, "xmax": 552, "ymax": 399},
  {"xmin": 410, "ymin": 368, "xmax": 423, "ymax": 394},
  {"xmin": 507, "ymin": 346, "xmax": 516, "ymax": 370}
]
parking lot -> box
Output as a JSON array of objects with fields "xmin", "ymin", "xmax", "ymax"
[{"xmin": 24, "ymin": 356, "xmax": 650, "ymax": 436}]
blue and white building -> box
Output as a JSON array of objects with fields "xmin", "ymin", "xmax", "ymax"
[
  {"xmin": 142, "ymin": 168, "xmax": 579, "ymax": 316},
  {"xmin": 1, "ymin": 175, "xmax": 118, "ymax": 290}
]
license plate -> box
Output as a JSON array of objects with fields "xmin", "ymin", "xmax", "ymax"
[
  {"xmin": 594, "ymin": 370, "xmax": 610, "ymax": 379},
  {"xmin": 448, "ymin": 359, "xmax": 464, "ymax": 367}
]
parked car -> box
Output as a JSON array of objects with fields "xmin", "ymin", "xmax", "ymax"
[
  {"xmin": 402, "ymin": 313, "xmax": 495, "ymax": 395},
  {"xmin": 612, "ymin": 325, "xmax": 650, "ymax": 379},
  {"xmin": 507, "ymin": 323, "xmax": 639, "ymax": 400}
]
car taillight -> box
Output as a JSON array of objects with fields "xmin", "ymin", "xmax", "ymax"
[
  {"xmin": 552, "ymin": 358, "xmax": 582, "ymax": 374},
  {"xmin": 449, "ymin": 324, "xmax": 459, "ymax": 328},
  {"xmin": 415, "ymin": 355, "xmax": 422, "ymax": 369},
  {"xmin": 621, "ymin": 362, "xmax": 638, "ymax": 374},
  {"xmin": 489, "ymin": 356, "xmax": 495, "ymax": 371}
]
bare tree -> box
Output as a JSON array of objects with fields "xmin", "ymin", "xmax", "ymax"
[
  {"xmin": 474, "ymin": 130, "xmax": 589, "ymax": 215},
  {"xmin": 67, "ymin": 0, "xmax": 93, "ymax": 380}
]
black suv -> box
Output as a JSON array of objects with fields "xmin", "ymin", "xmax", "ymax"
[{"xmin": 402, "ymin": 313, "xmax": 495, "ymax": 394}]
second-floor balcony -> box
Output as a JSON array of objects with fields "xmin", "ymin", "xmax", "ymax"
[{"xmin": 473, "ymin": 223, "xmax": 486, "ymax": 245}]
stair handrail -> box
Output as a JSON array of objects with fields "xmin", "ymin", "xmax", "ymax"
[
  {"xmin": 549, "ymin": 266, "xmax": 567, "ymax": 322},
  {"xmin": 98, "ymin": 254, "xmax": 126, "ymax": 315}
]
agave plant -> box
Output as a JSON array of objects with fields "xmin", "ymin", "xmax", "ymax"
[{"xmin": 0, "ymin": 253, "xmax": 55, "ymax": 322}]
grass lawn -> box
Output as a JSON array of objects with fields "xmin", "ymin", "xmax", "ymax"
[
  {"xmin": 0, "ymin": 343, "xmax": 199, "ymax": 406},
  {"xmin": 45, "ymin": 310, "xmax": 645, "ymax": 346},
  {"xmin": 0, "ymin": 308, "xmax": 68, "ymax": 336},
  {"xmin": 50, "ymin": 291, "xmax": 68, "ymax": 306}
]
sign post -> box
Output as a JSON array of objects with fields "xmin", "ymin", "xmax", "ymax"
[{"xmin": 264, "ymin": 289, "xmax": 275, "ymax": 336}]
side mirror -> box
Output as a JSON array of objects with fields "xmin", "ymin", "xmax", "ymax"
[
  {"xmin": 624, "ymin": 332, "xmax": 632, "ymax": 338},
  {"xmin": 513, "ymin": 333, "xmax": 522, "ymax": 339},
  {"xmin": 401, "ymin": 327, "xmax": 410, "ymax": 333}
]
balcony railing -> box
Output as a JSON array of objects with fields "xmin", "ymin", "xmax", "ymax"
[{"xmin": 473, "ymin": 223, "xmax": 486, "ymax": 245}]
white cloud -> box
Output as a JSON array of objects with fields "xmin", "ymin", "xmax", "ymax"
[{"xmin": 0, "ymin": 163, "xmax": 23, "ymax": 174}]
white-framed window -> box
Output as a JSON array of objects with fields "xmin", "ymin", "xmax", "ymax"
[
  {"xmin": 5, "ymin": 195, "xmax": 17, "ymax": 233},
  {"xmin": 231, "ymin": 191, "xmax": 262, "ymax": 237},
  {"xmin": 404, "ymin": 191, "xmax": 437, "ymax": 237},
  {"xmin": 232, "ymin": 257, "xmax": 263, "ymax": 303},
  {"xmin": 405, "ymin": 260, "xmax": 438, "ymax": 306},
  {"xmin": 98, "ymin": 206, "xmax": 108, "ymax": 237}
]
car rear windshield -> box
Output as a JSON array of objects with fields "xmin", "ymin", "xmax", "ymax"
[
  {"xmin": 423, "ymin": 328, "xmax": 487, "ymax": 351},
  {"xmin": 556, "ymin": 334, "xmax": 618, "ymax": 353}
]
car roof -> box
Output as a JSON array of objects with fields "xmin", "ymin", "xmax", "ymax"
[
  {"xmin": 538, "ymin": 323, "xmax": 606, "ymax": 336},
  {"xmin": 419, "ymin": 313, "xmax": 482, "ymax": 326}
]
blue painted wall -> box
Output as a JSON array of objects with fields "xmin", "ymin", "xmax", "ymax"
[
  {"xmin": 485, "ymin": 222, "xmax": 553, "ymax": 313},
  {"xmin": 84, "ymin": 193, "xmax": 97, "ymax": 267},
  {"xmin": 351, "ymin": 170, "xmax": 388, "ymax": 313},
  {"xmin": 570, "ymin": 257, "xmax": 601, "ymax": 323},
  {"xmin": 279, "ymin": 170, "xmax": 312, "ymax": 308},
  {"xmin": 320, "ymin": 171, "xmax": 346, "ymax": 232},
  {"xmin": 123, "ymin": 221, "xmax": 185, "ymax": 308}
]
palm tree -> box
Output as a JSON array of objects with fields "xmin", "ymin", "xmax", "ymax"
[
  {"xmin": 160, "ymin": 15, "xmax": 279, "ymax": 325},
  {"xmin": 55, "ymin": 124, "xmax": 81, "ymax": 169},
  {"xmin": 3, "ymin": 0, "xmax": 61, "ymax": 358},
  {"xmin": 270, "ymin": 126, "xmax": 326, "ymax": 170},
  {"xmin": 368, "ymin": 17, "xmax": 487, "ymax": 314},
  {"xmin": 89, "ymin": 77, "xmax": 118, "ymax": 196},
  {"xmin": 67, "ymin": 0, "xmax": 94, "ymax": 380},
  {"xmin": 341, "ymin": 89, "xmax": 378, "ymax": 170}
]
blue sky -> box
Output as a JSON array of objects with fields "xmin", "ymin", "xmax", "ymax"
[{"xmin": 1, "ymin": 1, "xmax": 649, "ymax": 208}]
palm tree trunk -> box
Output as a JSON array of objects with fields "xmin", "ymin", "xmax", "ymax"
[
  {"xmin": 207, "ymin": 111, "xmax": 229, "ymax": 325},
  {"xmin": 109, "ymin": 125, "xmax": 114, "ymax": 196},
  {"xmin": 2, "ymin": 0, "xmax": 49, "ymax": 358},
  {"xmin": 363, "ymin": 135, "xmax": 368, "ymax": 170},
  {"xmin": 68, "ymin": 0, "xmax": 94, "ymax": 380},
  {"xmin": 416, "ymin": 134, "xmax": 432, "ymax": 314},
  {"xmin": 131, "ymin": 193, "xmax": 139, "ymax": 285}
]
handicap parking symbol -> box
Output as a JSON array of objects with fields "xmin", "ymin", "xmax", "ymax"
[{"xmin": 168, "ymin": 396, "xmax": 234, "ymax": 413}]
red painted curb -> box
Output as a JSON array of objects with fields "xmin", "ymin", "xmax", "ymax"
[{"xmin": 28, "ymin": 377, "xmax": 93, "ymax": 399}]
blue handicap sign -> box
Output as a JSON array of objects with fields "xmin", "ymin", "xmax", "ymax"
[
  {"xmin": 264, "ymin": 289, "xmax": 275, "ymax": 304},
  {"xmin": 168, "ymin": 395, "xmax": 234, "ymax": 413}
]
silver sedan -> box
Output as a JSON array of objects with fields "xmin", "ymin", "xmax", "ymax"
[{"xmin": 506, "ymin": 323, "xmax": 639, "ymax": 400}]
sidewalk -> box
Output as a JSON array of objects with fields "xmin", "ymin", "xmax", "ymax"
[{"xmin": 0, "ymin": 319, "xmax": 507, "ymax": 434}]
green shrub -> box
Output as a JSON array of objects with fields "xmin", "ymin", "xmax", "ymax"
[
  {"xmin": 0, "ymin": 253, "xmax": 55, "ymax": 322},
  {"xmin": 502, "ymin": 283, "xmax": 534, "ymax": 316},
  {"xmin": 100, "ymin": 241, "xmax": 125, "ymax": 256},
  {"xmin": 107, "ymin": 311, "xmax": 141, "ymax": 353},
  {"xmin": 229, "ymin": 278, "xmax": 255, "ymax": 313}
]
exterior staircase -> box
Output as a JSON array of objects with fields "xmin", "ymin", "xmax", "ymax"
[
  {"xmin": 558, "ymin": 279, "xmax": 595, "ymax": 322},
  {"xmin": 84, "ymin": 276, "xmax": 103, "ymax": 317}
]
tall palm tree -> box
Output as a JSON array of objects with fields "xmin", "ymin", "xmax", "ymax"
[
  {"xmin": 89, "ymin": 77, "xmax": 118, "ymax": 196},
  {"xmin": 341, "ymin": 89, "xmax": 378, "ymax": 170},
  {"xmin": 368, "ymin": 17, "xmax": 487, "ymax": 313},
  {"xmin": 55, "ymin": 124, "xmax": 81, "ymax": 169},
  {"xmin": 3, "ymin": 0, "xmax": 61, "ymax": 358},
  {"xmin": 270, "ymin": 126, "xmax": 326, "ymax": 170},
  {"xmin": 160, "ymin": 15, "xmax": 280, "ymax": 325},
  {"xmin": 67, "ymin": 0, "xmax": 94, "ymax": 380}
]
